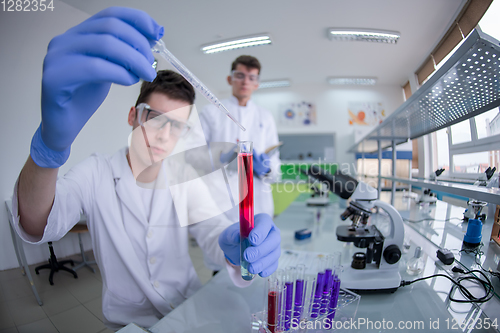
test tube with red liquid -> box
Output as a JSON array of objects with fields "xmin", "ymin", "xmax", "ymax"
[
  {"xmin": 238, "ymin": 141, "xmax": 254, "ymax": 281},
  {"xmin": 267, "ymin": 278, "xmax": 279, "ymax": 333}
]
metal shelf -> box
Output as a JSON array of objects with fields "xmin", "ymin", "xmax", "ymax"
[
  {"xmin": 381, "ymin": 176, "xmax": 500, "ymax": 204},
  {"xmin": 349, "ymin": 28, "xmax": 500, "ymax": 153}
]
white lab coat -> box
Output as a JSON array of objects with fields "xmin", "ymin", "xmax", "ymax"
[
  {"xmin": 200, "ymin": 96, "xmax": 281, "ymax": 221},
  {"xmin": 10, "ymin": 147, "xmax": 245, "ymax": 330}
]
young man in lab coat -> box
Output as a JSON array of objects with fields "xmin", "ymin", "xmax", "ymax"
[
  {"xmin": 200, "ymin": 56, "xmax": 281, "ymax": 221},
  {"xmin": 11, "ymin": 7, "xmax": 280, "ymax": 331}
]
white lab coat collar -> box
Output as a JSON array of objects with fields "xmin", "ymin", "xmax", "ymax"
[
  {"xmin": 229, "ymin": 95, "xmax": 255, "ymax": 109},
  {"xmin": 110, "ymin": 147, "xmax": 175, "ymax": 228},
  {"xmin": 110, "ymin": 147, "xmax": 148, "ymax": 226}
]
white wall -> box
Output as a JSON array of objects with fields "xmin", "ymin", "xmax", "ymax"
[{"xmin": 251, "ymin": 83, "xmax": 405, "ymax": 169}]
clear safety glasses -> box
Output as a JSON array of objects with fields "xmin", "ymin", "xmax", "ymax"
[
  {"xmin": 231, "ymin": 70, "xmax": 259, "ymax": 83},
  {"xmin": 136, "ymin": 103, "xmax": 191, "ymax": 138}
]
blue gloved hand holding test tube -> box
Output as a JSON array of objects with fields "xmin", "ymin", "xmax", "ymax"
[
  {"xmin": 219, "ymin": 213, "xmax": 281, "ymax": 277},
  {"xmin": 31, "ymin": 7, "xmax": 163, "ymax": 168}
]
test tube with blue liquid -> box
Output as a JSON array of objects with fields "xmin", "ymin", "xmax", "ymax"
[{"xmin": 238, "ymin": 141, "xmax": 254, "ymax": 281}]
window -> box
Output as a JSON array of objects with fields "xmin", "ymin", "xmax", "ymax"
[
  {"xmin": 474, "ymin": 108, "xmax": 500, "ymax": 139},
  {"xmin": 435, "ymin": 128, "xmax": 449, "ymax": 176},
  {"xmin": 450, "ymin": 119, "xmax": 471, "ymax": 144},
  {"xmin": 452, "ymin": 151, "xmax": 490, "ymax": 173},
  {"xmin": 478, "ymin": 0, "xmax": 500, "ymax": 41},
  {"xmin": 441, "ymin": 106, "xmax": 500, "ymax": 180}
]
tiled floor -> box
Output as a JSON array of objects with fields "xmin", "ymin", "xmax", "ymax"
[{"xmin": 0, "ymin": 243, "xmax": 213, "ymax": 333}]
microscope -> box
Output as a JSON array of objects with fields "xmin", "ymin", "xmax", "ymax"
[
  {"xmin": 463, "ymin": 167, "xmax": 497, "ymax": 222},
  {"xmin": 304, "ymin": 166, "xmax": 404, "ymax": 293},
  {"xmin": 417, "ymin": 189, "xmax": 437, "ymax": 204},
  {"xmin": 417, "ymin": 168, "xmax": 445, "ymax": 204},
  {"xmin": 429, "ymin": 168, "xmax": 445, "ymax": 181}
]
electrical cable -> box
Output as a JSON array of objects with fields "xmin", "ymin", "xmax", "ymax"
[
  {"xmin": 459, "ymin": 243, "xmax": 484, "ymax": 257},
  {"xmin": 400, "ymin": 268, "xmax": 494, "ymax": 303},
  {"xmin": 468, "ymin": 248, "xmax": 500, "ymax": 281},
  {"xmin": 454, "ymin": 243, "xmax": 500, "ymax": 299}
]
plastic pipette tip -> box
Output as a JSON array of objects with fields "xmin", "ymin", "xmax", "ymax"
[
  {"xmin": 220, "ymin": 104, "xmax": 246, "ymax": 131},
  {"xmin": 152, "ymin": 40, "xmax": 246, "ymax": 131}
]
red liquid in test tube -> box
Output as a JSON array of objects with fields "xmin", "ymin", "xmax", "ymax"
[
  {"xmin": 238, "ymin": 141, "xmax": 254, "ymax": 281},
  {"xmin": 267, "ymin": 290, "xmax": 278, "ymax": 332}
]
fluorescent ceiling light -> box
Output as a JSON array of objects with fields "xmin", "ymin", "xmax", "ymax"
[
  {"xmin": 201, "ymin": 34, "xmax": 272, "ymax": 54},
  {"xmin": 327, "ymin": 77, "xmax": 377, "ymax": 85},
  {"xmin": 328, "ymin": 28, "xmax": 400, "ymax": 43},
  {"xmin": 258, "ymin": 80, "xmax": 291, "ymax": 89}
]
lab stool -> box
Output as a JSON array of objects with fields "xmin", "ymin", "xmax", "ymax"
[
  {"xmin": 69, "ymin": 224, "xmax": 96, "ymax": 273},
  {"xmin": 35, "ymin": 241, "xmax": 78, "ymax": 285}
]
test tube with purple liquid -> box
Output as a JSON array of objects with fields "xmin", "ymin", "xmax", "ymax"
[
  {"xmin": 284, "ymin": 267, "xmax": 295, "ymax": 330},
  {"xmin": 310, "ymin": 257, "xmax": 326, "ymax": 318},
  {"xmin": 293, "ymin": 265, "xmax": 305, "ymax": 321},
  {"xmin": 320, "ymin": 255, "xmax": 335, "ymax": 315},
  {"xmin": 327, "ymin": 265, "xmax": 342, "ymax": 321}
]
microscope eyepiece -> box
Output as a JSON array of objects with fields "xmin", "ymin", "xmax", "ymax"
[{"xmin": 307, "ymin": 165, "xmax": 358, "ymax": 200}]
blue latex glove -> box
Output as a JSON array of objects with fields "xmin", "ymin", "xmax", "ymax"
[
  {"xmin": 31, "ymin": 7, "xmax": 163, "ymax": 168},
  {"xmin": 253, "ymin": 149, "xmax": 271, "ymax": 176},
  {"xmin": 219, "ymin": 213, "xmax": 281, "ymax": 277}
]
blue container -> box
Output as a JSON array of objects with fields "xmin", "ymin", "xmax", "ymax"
[{"xmin": 463, "ymin": 218, "xmax": 482, "ymax": 246}]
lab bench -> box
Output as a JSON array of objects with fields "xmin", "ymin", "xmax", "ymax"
[{"xmin": 119, "ymin": 192, "xmax": 500, "ymax": 333}]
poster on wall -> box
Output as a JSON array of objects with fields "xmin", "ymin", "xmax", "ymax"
[
  {"xmin": 348, "ymin": 102, "xmax": 386, "ymax": 126},
  {"xmin": 349, "ymin": 102, "xmax": 386, "ymax": 143},
  {"xmin": 279, "ymin": 101, "xmax": 317, "ymax": 126}
]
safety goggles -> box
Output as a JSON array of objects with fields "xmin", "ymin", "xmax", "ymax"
[
  {"xmin": 136, "ymin": 103, "xmax": 191, "ymax": 138},
  {"xmin": 231, "ymin": 70, "xmax": 259, "ymax": 83}
]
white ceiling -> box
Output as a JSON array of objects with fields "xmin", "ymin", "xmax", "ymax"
[{"xmin": 60, "ymin": 0, "xmax": 467, "ymax": 93}]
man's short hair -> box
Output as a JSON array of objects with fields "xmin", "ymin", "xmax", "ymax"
[
  {"xmin": 231, "ymin": 55, "xmax": 261, "ymax": 74},
  {"xmin": 135, "ymin": 70, "xmax": 195, "ymax": 107}
]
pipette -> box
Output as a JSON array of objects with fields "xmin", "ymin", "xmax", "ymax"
[{"xmin": 152, "ymin": 39, "xmax": 246, "ymax": 131}]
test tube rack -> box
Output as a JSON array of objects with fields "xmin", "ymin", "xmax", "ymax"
[{"xmin": 252, "ymin": 288, "xmax": 360, "ymax": 333}]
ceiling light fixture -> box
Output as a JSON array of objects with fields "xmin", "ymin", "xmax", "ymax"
[
  {"xmin": 201, "ymin": 34, "xmax": 272, "ymax": 54},
  {"xmin": 258, "ymin": 79, "xmax": 291, "ymax": 89},
  {"xmin": 327, "ymin": 77, "xmax": 377, "ymax": 85},
  {"xmin": 328, "ymin": 28, "xmax": 400, "ymax": 44}
]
